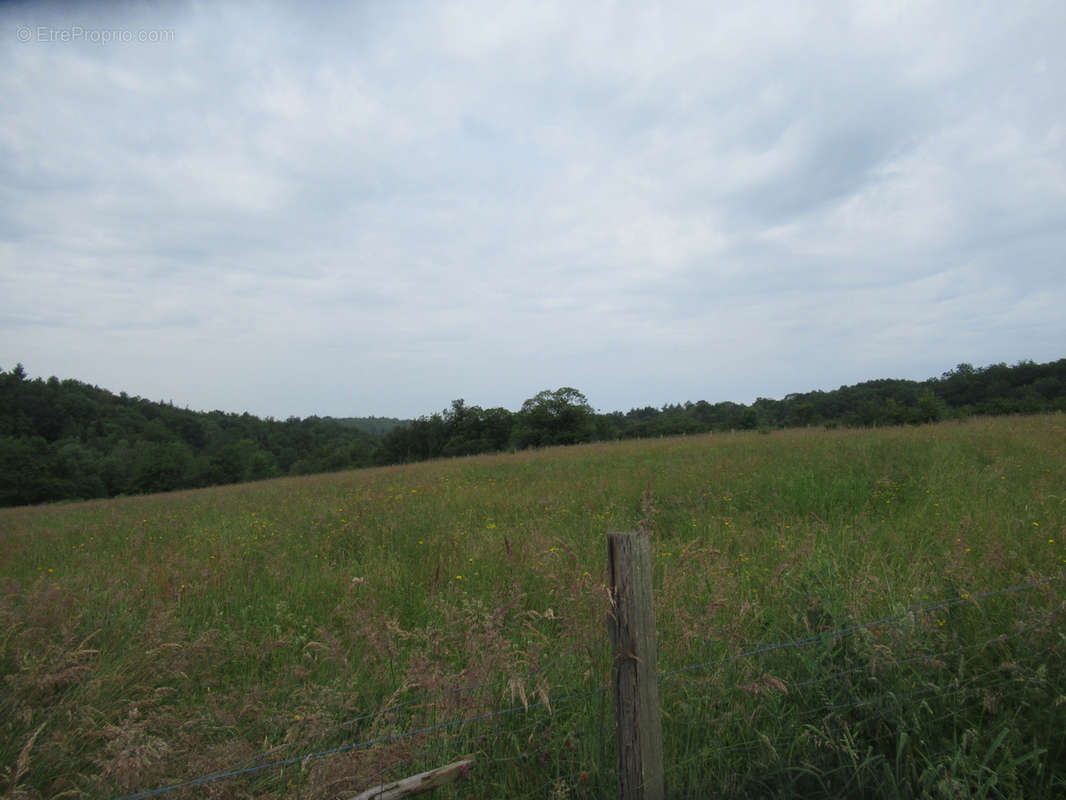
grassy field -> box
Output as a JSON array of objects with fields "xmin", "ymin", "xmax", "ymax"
[{"xmin": 2, "ymin": 415, "xmax": 1065, "ymax": 798}]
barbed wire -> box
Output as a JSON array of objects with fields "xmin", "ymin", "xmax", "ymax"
[
  {"xmin": 661, "ymin": 626, "xmax": 1061, "ymax": 743},
  {"xmin": 659, "ymin": 571, "xmax": 1064, "ymax": 681},
  {"xmin": 661, "ymin": 662, "xmax": 1055, "ymax": 792},
  {"xmin": 663, "ymin": 635, "xmax": 1059, "ymax": 746},
  {"xmin": 657, "ymin": 615, "xmax": 1052, "ymax": 702},
  {"xmin": 229, "ymin": 639, "xmax": 600, "ymax": 774},
  {"xmin": 660, "ymin": 632, "xmax": 1063, "ymax": 786},
  {"xmin": 112, "ymin": 684, "xmax": 607, "ymax": 799},
  {"xmin": 113, "ymin": 571, "xmax": 1063, "ymax": 800}
]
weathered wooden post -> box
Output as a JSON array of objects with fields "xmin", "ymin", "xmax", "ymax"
[
  {"xmin": 607, "ymin": 531, "xmax": 664, "ymax": 800},
  {"xmin": 349, "ymin": 758, "xmax": 475, "ymax": 799}
]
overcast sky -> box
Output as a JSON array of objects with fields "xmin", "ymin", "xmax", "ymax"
[{"xmin": 2, "ymin": 2, "xmax": 1064, "ymax": 419}]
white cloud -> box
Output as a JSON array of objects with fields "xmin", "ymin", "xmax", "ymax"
[{"xmin": 2, "ymin": 1, "xmax": 1064, "ymax": 418}]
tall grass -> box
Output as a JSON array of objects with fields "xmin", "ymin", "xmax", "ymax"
[{"xmin": 1, "ymin": 415, "xmax": 1064, "ymax": 798}]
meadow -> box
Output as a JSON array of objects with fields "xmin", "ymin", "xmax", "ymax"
[{"xmin": 2, "ymin": 415, "xmax": 1064, "ymax": 798}]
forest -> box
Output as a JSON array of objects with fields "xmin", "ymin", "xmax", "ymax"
[{"xmin": 2, "ymin": 358, "xmax": 1064, "ymax": 507}]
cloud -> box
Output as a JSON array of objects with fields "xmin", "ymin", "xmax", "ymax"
[{"xmin": 2, "ymin": 1, "xmax": 1064, "ymax": 418}]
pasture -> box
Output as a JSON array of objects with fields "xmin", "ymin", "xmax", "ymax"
[{"xmin": 2, "ymin": 415, "xmax": 1064, "ymax": 798}]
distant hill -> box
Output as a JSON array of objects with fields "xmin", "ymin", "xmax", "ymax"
[
  {"xmin": 372, "ymin": 359, "xmax": 1066, "ymax": 465},
  {"xmin": 0, "ymin": 366, "xmax": 382, "ymax": 507},
  {"xmin": 2, "ymin": 357, "xmax": 1064, "ymax": 507}
]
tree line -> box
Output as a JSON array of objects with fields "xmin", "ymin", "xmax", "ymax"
[
  {"xmin": 2, "ymin": 358, "xmax": 1064, "ymax": 507},
  {"xmin": 0, "ymin": 364, "xmax": 397, "ymax": 506}
]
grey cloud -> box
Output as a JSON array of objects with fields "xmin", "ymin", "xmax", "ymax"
[{"xmin": 1, "ymin": 2, "xmax": 1064, "ymax": 418}]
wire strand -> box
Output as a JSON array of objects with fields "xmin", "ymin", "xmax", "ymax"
[{"xmin": 114, "ymin": 571, "xmax": 1063, "ymax": 799}]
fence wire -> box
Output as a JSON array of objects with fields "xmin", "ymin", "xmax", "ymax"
[{"xmin": 114, "ymin": 571, "xmax": 1064, "ymax": 800}]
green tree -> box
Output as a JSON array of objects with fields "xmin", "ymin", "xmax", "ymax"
[
  {"xmin": 0, "ymin": 436, "xmax": 54, "ymax": 505},
  {"xmin": 512, "ymin": 388, "xmax": 594, "ymax": 448},
  {"xmin": 916, "ymin": 389, "xmax": 946, "ymax": 423}
]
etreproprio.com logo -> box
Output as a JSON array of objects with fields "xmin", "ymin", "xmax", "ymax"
[{"xmin": 16, "ymin": 25, "xmax": 175, "ymax": 44}]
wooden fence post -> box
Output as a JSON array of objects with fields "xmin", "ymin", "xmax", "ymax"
[
  {"xmin": 349, "ymin": 757, "xmax": 475, "ymax": 799},
  {"xmin": 607, "ymin": 531, "xmax": 664, "ymax": 800}
]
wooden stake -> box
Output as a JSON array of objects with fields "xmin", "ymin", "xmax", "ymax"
[
  {"xmin": 607, "ymin": 531, "xmax": 664, "ymax": 800},
  {"xmin": 349, "ymin": 757, "xmax": 475, "ymax": 800}
]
